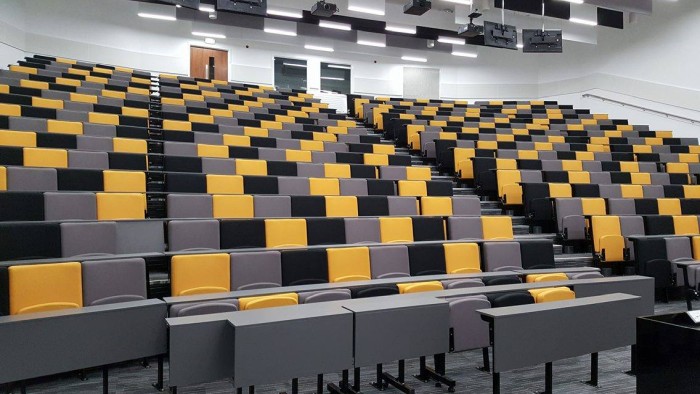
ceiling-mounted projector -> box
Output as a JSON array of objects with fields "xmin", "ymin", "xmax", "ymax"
[
  {"xmin": 404, "ymin": 0, "xmax": 431, "ymax": 15},
  {"xmin": 458, "ymin": 11, "xmax": 483, "ymax": 38},
  {"xmin": 311, "ymin": 1, "xmax": 338, "ymax": 17}
]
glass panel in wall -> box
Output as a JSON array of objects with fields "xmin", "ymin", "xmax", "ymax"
[
  {"xmin": 274, "ymin": 57, "xmax": 307, "ymax": 90},
  {"xmin": 320, "ymin": 62, "xmax": 351, "ymax": 94}
]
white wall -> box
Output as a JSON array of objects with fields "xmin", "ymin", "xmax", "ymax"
[{"xmin": 0, "ymin": 0, "xmax": 26, "ymax": 68}]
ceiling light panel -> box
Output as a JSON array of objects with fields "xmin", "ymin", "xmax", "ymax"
[
  {"xmin": 385, "ymin": 25, "xmax": 416, "ymax": 34},
  {"xmin": 401, "ymin": 56, "xmax": 428, "ymax": 62},
  {"xmin": 348, "ymin": 0, "xmax": 386, "ymax": 15},
  {"xmin": 438, "ymin": 36, "xmax": 465, "ymax": 45},
  {"xmin": 267, "ymin": 8, "xmax": 303, "ymax": 18},
  {"xmin": 319, "ymin": 21, "xmax": 352, "ymax": 31}
]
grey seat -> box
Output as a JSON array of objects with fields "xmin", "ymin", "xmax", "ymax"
[
  {"xmin": 81, "ymin": 258, "xmax": 147, "ymax": 306},
  {"xmin": 60, "ymin": 221, "xmax": 118, "ymax": 257},
  {"xmin": 665, "ymin": 237, "xmax": 700, "ymax": 287},
  {"xmin": 555, "ymin": 198, "xmax": 585, "ymax": 240},
  {"xmin": 620, "ymin": 215, "xmax": 645, "ymax": 260},
  {"xmin": 168, "ymin": 220, "xmax": 220, "ymax": 251},
  {"xmin": 608, "ymin": 198, "xmax": 636, "ymax": 215},
  {"xmin": 44, "ymin": 192, "xmax": 97, "ymax": 221},
  {"xmin": 202, "ymin": 158, "xmax": 236, "ymax": 175},
  {"xmin": 442, "ymin": 278, "xmax": 485, "ymax": 289},
  {"xmin": 448, "ymin": 295, "xmax": 491, "ymax": 352},
  {"xmin": 590, "ymin": 172, "xmax": 612, "ymax": 185},
  {"xmin": 164, "ymin": 141, "xmax": 197, "ymax": 157},
  {"xmin": 340, "ymin": 179, "xmax": 368, "ymax": 196},
  {"xmin": 387, "ymin": 196, "xmax": 418, "ymax": 216},
  {"xmin": 297, "ymin": 163, "xmax": 325, "ymax": 178},
  {"xmin": 258, "ymin": 147, "xmax": 286, "ymax": 161},
  {"xmin": 452, "ymin": 196, "xmax": 481, "ymax": 216},
  {"xmin": 483, "ymin": 241, "xmax": 522, "ymax": 271},
  {"xmin": 254, "ymin": 195, "xmax": 292, "ymax": 218},
  {"xmin": 167, "ymin": 194, "xmax": 213, "ymax": 218},
  {"xmin": 380, "ymin": 166, "xmax": 407, "ymax": 180},
  {"xmin": 599, "ymin": 184, "xmax": 621, "ymax": 198},
  {"xmin": 642, "ymin": 185, "xmax": 665, "ymax": 198},
  {"xmin": 567, "ymin": 272, "xmax": 604, "ymax": 280},
  {"xmin": 169, "ymin": 299, "xmax": 239, "ymax": 317},
  {"xmin": 7, "ymin": 167, "xmax": 57, "ymax": 191},
  {"xmin": 230, "ymin": 251, "xmax": 283, "ymax": 290},
  {"xmin": 278, "ymin": 176, "xmax": 310, "ymax": 195},
  {"xmin": 369, "ymin": 245, "xmax": 410, "ymax": 278},
  {"xmin": 68, "ymin": 150, "xmax": 109, "ymax": 169},
  {"xmin": 298, "ymin": 289, "xmax": 352, "ymax": 304},
  {"xmin": 76, "ymin": 135, "xmax": 113, "ymax": 152},
  {"xmin": 447, "ymin": 217, "xmax": 483, "ymax": 240},
  {"xmin": 344, "ymin": 217, "xmax": 381, "ymax": 244}
]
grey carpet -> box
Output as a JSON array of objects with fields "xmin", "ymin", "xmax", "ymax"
[{"xmin": 14, "ymin": 300, "xmax": 688, "ymax": 394}]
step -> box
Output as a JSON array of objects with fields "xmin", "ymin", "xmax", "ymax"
[
  {"xmin": 431, "ymin": 175, "xmax": 454, "ymax": 182},
  {"xmin": 510, "ymin": 216, "xmax": 527, "ymax": 225},
  {"xmin": 553, "ymin": 244, "xmax": 564, "ymax": 255},
  {"xmin": 512, "ymin": 225, "xmax": 530, "ymax": 236},
  {"xmin": 481, "ymin": 208, "xmax": 503, "ymax": 216},
  {"xmin": 554, "ymin": 253, "xmax": 594, "ymax": 268},
  {"xmin": 453, "ymin": 188, "xmax": 477, "ymax": 196},
  {"xmin": 480, "ymin": 201, "xmax": 500, "ymax": 210}
]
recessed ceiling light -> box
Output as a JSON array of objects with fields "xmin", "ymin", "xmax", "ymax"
[
  {"xmin": 443, "ymin": 0, "xmax": 473, "ymax": 4},
  {"xmin": 327, "ymin": 64, "xmax": 352, "ymax": 70},
  {"xmin": 438, "ymin": 36, "xmax": 465, "ymax": 45},
  {"xmin": 569, "ymin": 17, "xmax": 597, "ymax": 26},
  {"xmin": 321, "ymin": 76, "xmax": 345, "ymax": 81},
  {"xmin": 401, "ymin": 56, "xmax": 428, "ymax": 63},
  {"xmin": 198, "ymin": 4, "xmax": 215, "ymax": 12},
  {"xmin": 267, "ymin": 8, "xmax": 303, "ymax": 18},
  {"xmin": 305, "ymin": 44, "xmax": 334, "ymax": 52},
  {"xmin": 385, "ymin": 25, "xmax": 416, "ymax": 35},
  {"xmin": 451, "ymin": 50, "xmax": 478, "ymax": 58},
  {"xmin": 559, "ymin": 0, "xmax": 584, "ymax": 4},
  {"xmin": 264, "ymin": 27, "xmax": 298, "ymax": 36},
  {"xmin": 192, "ymin": 32, "xmax": 226, "ymax": 39},
  {"xmin": 175, "ymin": 4, "xmax": 182, "ymax": 8},
  {"xmin": 516, "ymin": 43, "xmax": 524, "ymax": 49},
  {"xmin": 137, "ymin": 12, "xmax": 177, "ymax": 21},
  {"xmin": 348, "ymin": 5, "xmax": 385, "ymax": 16},
  {"xmin": 357, "ymin": 40, "xmax": 386, "ymax": 47},
  {"xmin": 319, "ymin": 21, "xmax": 352, "ymax": 31}
]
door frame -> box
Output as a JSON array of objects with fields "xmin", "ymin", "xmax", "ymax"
[{"xmin": 189, "ymin": 46, "xmax": 230, "ymax": 81}]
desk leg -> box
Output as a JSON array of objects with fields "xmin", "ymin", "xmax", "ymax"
[
  {"xmin": 327, "ymin": 369, "xmax": 359, "ymax": 394},
  {"xmin": 414, "ymin": 355, "xmax": 456, "ymax": 392},
  {"xmin": 249, "ymin": 386, "xmax": 255, "ymax": 394},
  {"xmin": 544, "ymin": 362, "xmax": 553, "ymax": 394},
  {"xmin": 152, "ymin": 355, "xmax": 164, "ymax": 391},
  {"xmin": 585, "ymin": 353, "xmax": 599, "ymax": 387},
  {"xmin": 353, "ymin": 368, "xmax": 360, "ymax": 392},
  {"xmin": 291, "ymin": 378, "xmax": 298, "ymax": 394},
  {"xmin": 237, "ymin": 388, "xmax": 242, "ymax": 394},
  {"xmin": 681, "ymin": 266, "xmax": 696, "ymax": 311},
  {"xmin": 170, "ymin": 386, "xmax": 177, "ymax": 394},
  {"xmin": 102, "ymin": 367, "xmax": 109, "ymax": 394},
  {"xmin": 317, "ymin": 374, "xmax": 324, "ymax": 394},
  {"xmin": 371, "ymin": 364, "xmax": 385, "ymax": 390},
  {"xmin": 492, "ymin": 372, "xmax": 500, "ymax": 394},
  {"xmin": 626, "ymin": 345, "xmax": 637, "ymax": 376},
  {"xmin": 380, "ymin": 361, "xmax": 415, "ymax": 394}
]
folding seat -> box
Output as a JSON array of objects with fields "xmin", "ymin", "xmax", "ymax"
[
  {"xmin": 591, "ymin": 216, "xmax": 627, "ymax": 263},
  {"xmin": 447, "ymin": 216, "xmax": 483, "ymax": 240},
  {"xmin": 0, "ymin": 191, "xmax": 44, "ymax": 222},
  {"xmin": 167, "ymin": 194, "xmax": 213, "ymax": 218},
  {"xmin": 665, "ymin": 237, "xmax": 700, "ymax": 287},
  {"xmin": 103, "ymin": 170, "xmax": 145, "ymax": 192},
  {"xmin": 599, "ymin": 184, "xmax": 622, "ymax": 199},
  {"xmin": 23, "ymin": 147, "xmax": 68, "ymax": 168},
  {"xmin": 238, "ymin": 293, "xmax": 299, "ymax": 310},
  {"xmin": 420, "ymin": 196, "xmax": 453, "ymax": 216},
  {"xmin": 380, "ymin": 166, "xmax": 407, "ymax": 180},
  {"xmin": 525, "ymin": 273, "xmax": 568, "ymax": 283},
  {"xmin": 369, "ymin": 245, "xmax": 411, "ymax": 279},
  {"xmin": 325, "ymin": 196, "xmax": 358, "ymax": 217},
  {"xmin": 379, "ymin": 217, "xmax": 414, "ymax": 243},
  {"xmin": 644, "ymin": 215, "xmax": 674, "ymax": 235},
  {"xmin": 309, "ymin": 177, "xmax": 340, "ymax": 196},
  {"xmin": 297, "ymin": 162, "xmax": 325, "ymax": 178},
  {"xmin": 443, "ymin": 243, "xmax": 481, "ymax": 274},
  {"xmin": 212, "ymin": 195, "xmax": 254, "ymax": 219},
  {"xmin": 341, "ymin": 217, "xmax": 380, "ymax": 244},
  {"xmin": 60, "ymin": 222, "xmax": 117, "ymax": 257},
  {"xmin": 8, "ymin": 262, "xmax": 83, "ymax": 315},
  {"xmin": 168, "ymin": 220, "xmax": 220, "ymax": 251},
  {"xmin": 327, "ymin": 246, "xmax": 372, "ymax": 283},
  {"xmin": 68, "ymin": 150, "xmax": 109, "ymax": 170},
  {"xmin": 487, "ymin": 291, "xmax": 534, "ymax": 307},
  {"xmin": 6, "ymin": 167, "xmax": 57, "ymax": 191},
  {"xmin": 306, "ymin": 217, "xmax": 346, "ymax": 245},
  {"xmin": 205, "ymin": 174, "xmax": 244, "ymax": 194},
  {"xmin": 397, "ymin": 180, "xmax": 427, "ymax": 197},
  {"xmin": 386, "ymin": 196, "xmax": 418, "ymax": 216},
  {"xmin": 483, "ymin": 242, "xmax": 522, "ymax": 271},
  {"xmin": 281, "ymin": 249, "xmax": 329, "ymax": 286},
  {"xmin": 448, "ymin": 295, "xmax": 491, "ymax": 359},
  {"xmin": 407, "ymin": 244, "xmax": 447, "ymax": 276},
  {"xmin": 367, "ymin": 179, "xmax": 396, "ymax": 195},
  {"xmin": 253, "ymin": 195, "xmax": 292, "ymax": 218},
  {"xmin": 230, "ymin": 251, "xmax": 282, "ymax": 290},
  {"xmin": 265, "ymin": 218, "xmax": 308, "ymax": 248},
  {"xmin": 243, "ymin": 175, "xmax": 279, "ymax": 194},
  {"xmin": 41, "ymin": 192, "xmax": 95, "ymax": 221},
  {"xmin": 347, "ymin": 284, "xmax": 398, "ymax": 299},
  {"xmin": 555, "ymin": 198, "xmax": 584, "ymax": 240},
  {"xmin": 82, "ymin": 258, "xmax": 147, "ymax": 306},
  {"xmin": 481, "ymin": 216, "xmax": 513, "ymax": 240},
  {"xmin": 96, "ymin": 192, "xmax": 145, "ymax": 220},
  {"xmin": 528, "ymin": 287, "xmax": 575, "ymax": 303},
  {"xmin": 170, "ymin": 253, "xmax": 231, "ymax": 296},
  {"xmin": 289, "ymin": 195, "xmax": 324, "ymax": 217},
  {"xmin": 642, "ymin": 185, "xmax": 665, "ymax": 198},
  {"xmin": 412, "ymin": 216, "xmax": 445, "ymax": 241},
  {"xmin": 608, "ymin": 198, "xmax": 636, "ymax": 215},
  {"xmin": 397, "ymin": 281, "xmax": 444, "ymax": 294},
  {"xmin": 520, "ymin": 240, "xmax": 556, "ymax": 270}
]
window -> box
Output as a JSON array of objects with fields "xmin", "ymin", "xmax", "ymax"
[
  {"xmin": 274, "ymin": 57, "xmax": 307, "ymax": 90},
  {"xmin": 321, "ymin": 62, "xmax": 351, "ymax": 94}
]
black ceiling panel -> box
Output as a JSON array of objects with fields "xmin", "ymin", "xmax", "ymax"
[
  {"xmin": 494, "ymin": 0, "xmax": 570, "ymax": 20},
  {"xmin": 597, "ymin": 7, "xmax": 624, "ymax": 29}
]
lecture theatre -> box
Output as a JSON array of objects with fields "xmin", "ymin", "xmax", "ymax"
[{"xmin": 0, "ymin": 0, "xmax": 698, "ymax": 393}]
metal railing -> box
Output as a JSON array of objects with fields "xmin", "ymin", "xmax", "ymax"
[{"xmin": 582, "ymin": 93, "xmax": 700, "ymax": 126}]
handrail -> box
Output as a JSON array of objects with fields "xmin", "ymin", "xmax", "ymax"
[{"xmin": 582, "ymin": 93, "xmax": 700, "ymax": 126}]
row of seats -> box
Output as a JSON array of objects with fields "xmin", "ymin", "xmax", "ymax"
[
  {"xmin": 0, "ymin": 144, "xmax": 147, "ymax": 170},
  {"xmin": 0, "ymin": 166, "xmax": 145, "ymax": 192}
]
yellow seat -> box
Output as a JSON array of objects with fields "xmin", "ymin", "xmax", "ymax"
[
  {"xmin": 397, "ymin": 281, "xmax": 444, "ymax": 294},
  {"xmin": 525, "ymin": 273, "xmax": 569, "ymax": 283},
  {"xmin": 364, "ymin": 153, "xmax": 389, "ymax": 166},
  {"xmin": 398, "ymin": 180, "xmax": 427, "ymax": 197},
  {"xmin": 265, "ymin": 219, "xmax": 308, "ymax": 247},
  {"xmin": 373, "ymin": 144, "xmax": 395, "ymax": 155},
  {"xmin": 113, "ymin": 138, "xmax": 148, "ymax": 154},
  {"xmin": 8, "ymin": 262, "xmax": 82, "ymax": 315},
  {"xmin": 420, "ymin": 197, "xmax": 453, "ymax": 216},
  {"xmin": 170, "ymin": 254, "xmax": 230, "ymax": 296},
  {"xmin": 213, "ymin": 195, "xmax": 254, "ymax": 218},
  {"xmin": 197, "ymin": 144, "xmax": 229, "ymax": 158},
  {"xmin": 549, "ymin": 183, "xmax": 572, "ymax": 198},
  {"xmin": 206, "ymin": 174, "xmax": 244, "ymax": 194},
  {"xmin": 239, "ymin": 293, "xmax": 299, "ymax": 311},
  {"xmin": 88, "ymin": 112, "xmax": 120, "ymax": 125},
  {"xmin": 406, "ymin": 167, "xmax": 431, "ymax": 181},
  {"xmin": 300, "ymin": 140, "xmax": 326, "ymax": 151},
  {"xmin": 482, "ymin": 216, "xmax": 514, "ymax": 240},
  {"xmin": 453, "ymin": 148, "xmax": 475, "ymax": 179},
  {"xmin": 591, "ymin": 216, "xmax": 625, "ymax": 262},
  {"xmin": 658, "ymin": 198, "xmax": 682, "ymax": 215},
  {"xmin": 620, "ymin": 185, "xmax": 644, "ymax": 198},
  {"xmin": 581, "ymin": 198, "xmax": 606, "ymax": 216},
  {"xmin": 667, "ymin": 163, "xmax": 689, "ymax": 174},
  {"xmin": 163, "ymin": 120, "xmax": 192, "ymax": 131},
  {"xmin": 561, "ymin": 160, "xmax": 582, "ymax": 172},
  {"xmin": 325, "ymin": 196, "xmax": 358, "ymax": 217},
  {"xmin": 122, "ymin": 107, "xmax": 149, "ymax": 118},
  {"xmin": 96, "ymin": 193, "xmax": 146, "ymax": 220},
  {"xmin": 103, "ymin": 170, "xmax": 146, "ymax": 192},
  {"xmin": 568, "ymin": 171, "xmax": 590, "ymax": 184},
  {"xmin": 47, "ymin": 120, "xmax": 83, "ymax": 135},
  {"xmin": 0, "ymin": 130, "xmax": 36, "ymax": 148},
  {"xmin": 497, "ymin": 170, "xmax": 521, "ymax": 204},
  {"xmin": 528, "ymin": 287, "xmax": 576, "ymax": 303},
  {"xmin": 684, "ymin": 185, "xmax": 700, "ymax": 199},
  {"xmin": 32, "ymin": 97, "xmax": 63, "ymax": 110},
  {"xmin": 673, "ymin": 215, "xmax": 699, "ymax": 235},
  {"xmin": 24, "ymin": 147, "xmax": 68, "ymax": 168},
  {"xmin": 286, "ymin": 149, "xmax": 312, "ymax": 163},
  {"xmin": 236, "ymin": 159, "xmax": 267, "ymax": 176},
  {"xmin": 327, "ymin": 247, "xmax": 372, "ymax": 282},
  {"xmin": 310, "ymin": 177, "xmax": 340, "ymax": 196},
  {"xmin": 223, "ymin": 135, "xmax": 251, "ymax": 147},
  {"xmin": 444, "ymin": 243, "xmax": 481, "ymax": 274},
  {"xmin": 379, "ymin": 217, "xmax": 414, "ymax": 243},
  {"xmin": 631, "ymin": 172, "xmax": 651, "ymax": 185},
  {"xmin": 189, "ymin": 114, "xmax": 214, "ymax": 124},
  {"xmin": 324, "ymin": 163, "xmax": 351, "ymax": 179},
  {"xmin": 0, "ymin": 166, "xmax": 6, "ymax": 190}
]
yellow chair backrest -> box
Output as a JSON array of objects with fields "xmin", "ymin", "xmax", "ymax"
[{"xmin": 239, "ymin": 293, "xmax": 299, "ymax": 310}]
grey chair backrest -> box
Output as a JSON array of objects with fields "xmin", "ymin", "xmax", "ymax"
[
  {"xmin": 297, "ymin": 163, "xmax": 325, "ymax": 178},
  {"xmin": 167, "ymin": 194, "xmax": 213, "ymax": 218},
  {"xmin": 7, "ymin": 167, "xmax": 57, "ymax": 191},
  {"xmin": 387, "ymin": 196, "xmax": 418, "ymax": 216},
  {"xmin": 380, "ymin": 166, "xmax": 407, "ymax": 181},
  {"xmin": 312, "ymin": 151, "xmax": 336, "ymax": 163},
  {"xmin": 590, "ymin": 172, "xmax": 612, "ymax": 185},
  {"xmin": 164, "ymin": 141, "xmax": 197, "ymax": 157},
  {"xmin": 44, "ymin": 192, "xmax": 97, "ymax": 221},
  {"xmin": 169, "ymin": 299, "xmax": 239, "ymax": 317},
  {"xmin": 638, "ymin": 162, "xmax": 658, "ymax": 173},
  {"xmin": 582, "ymin": 161, "xmax": 602, "ymax": 172},
  {"xmin": 369, "ymin": 245, "xmax": 410, "ymax": 279},
  {"xmin": 520, "ymin": 170, "xmax": 543, "ymax": 183},
  {"xmin": 258, "ymin": 147, "xmax": 286, "ymax": 161},
  {"xmin": 298, "ymin": 289, "xmax": 352, "ymax": 304},
  {"xmin": 9, "ymin": 116, "xmax": 47, "ymax": 132},
  {"xmin": 230, "ymin": 251, "xmax": 283, "ymax": 290},
  {"xmin": 82, "ymin": 258, "xmax": 147, "ymax": 306},
  {"xmin": 193, "ymin": 132, "xmax": 223, "ymax": 146},
  {"xmin": 665, "ymin": 237, "xmax": 693, "ymax": 261},
  {"xmin": 116, "ymin": 220, "xmax": 165, "ymax": 254},
  {"xmin": 607, "ymin": 198, "xmax": 636, "ymax": 215},
  {"xmin": 168, "ymin": 220, "xmax": 220, "ymax": 251},
  {"xmin": 60, "ymin": 221, "xmax": 118, "ymax": 257},
  {"xmin": 202, "ymin": 158, "xmax": 236, "ymax": 175},
  {"xmin": 254, "ymin": 195, "xmax": 292, "ymax": 218},
  {"xmin": 447, "ymin": 216, "xmax": 483, "ymax": 240},
  {"xmin": 555, "ymin": 198, "xmax": 583, "ymax": 233},
  {"xmin": 483, "ymin": 241, "xmax": 522, "ymax": 271},
  {"xmin": 344, "ymin": 217, "xmax": 381, "ymax": 244},
  {"xmin": 642, "ymin": 185, "xmax": 665, "ymax": 198},
  {"xmin": 451, "ymin": 196, "xmax": 481, "ymax": 216},
  {"xmin": 619, "ymin": 215, "xmax": 645, "ymax": 236},
  {"xmin": 68, "ymin": 150, "xmax": 109, "ymax": 169},
  {"xmin": 76, "ymin": 135, "xmax": 113, "ymax": 152},
  {"xmin": 448, "ymin": 295, "xmax": 491, "ymax": 351},
  {"xmin": 649, "ymin": 173, "xmax": 670, "ymax": 186},
  {"xmin": 340, "ymin": 179, "xmax": 368, "ymax": 196},
  {"xmin": 541, "ymin": 160, "xmax": 562, "ymax": 171},
  {"xmin": 598, "ymin": 184, "xmax": 621, "ymax": 198},
  {"xmin": 278, "ymin": 176, "xmax": 310, "ymax": 195}
]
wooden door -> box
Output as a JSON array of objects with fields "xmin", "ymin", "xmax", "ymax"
[{"xmin": 190, "ymin": 46, "xmax": 229, "ymax": 81}]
